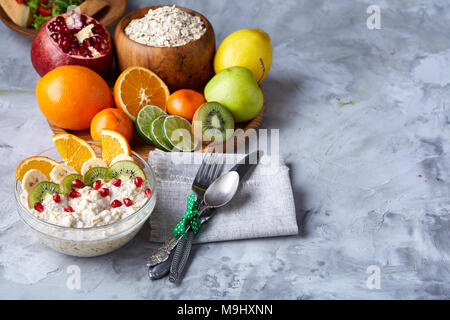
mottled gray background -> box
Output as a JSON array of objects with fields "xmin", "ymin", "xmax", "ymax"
[{"xmin": 1, "ymin": 0, "xmax": 450, "ymax": 299}]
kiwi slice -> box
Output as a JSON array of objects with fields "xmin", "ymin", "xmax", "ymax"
[
  {"xmin": 105, "ymin": 161, "xmax": 146, "ymax": 182},
  {"xmin": 29, "ymin": 182, "xmax": 60, "ymax": 208},
  {"xmin": 61, "ymin": 174, "xmax": 83, "ymax": 194},
  {"xmin": 84, "ymin": 167, "xmax": 108, "ymax": 186},
  {"xmin": 193, "ymin": 102, "xmax": 235, "ymax": 142}
]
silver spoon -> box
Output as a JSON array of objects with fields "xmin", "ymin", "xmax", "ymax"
[
  {"xmin": 169, "ymin": 171, "xmax": 240, "ymax": 282},
  {"xmin": 147, "ymin": 171, "xmax": 240, "ymax": 269}
]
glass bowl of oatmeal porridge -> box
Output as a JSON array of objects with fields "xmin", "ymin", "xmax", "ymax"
[{"xmin": 14, "ymin": 145, "xmax": 157, "ymax": 257}]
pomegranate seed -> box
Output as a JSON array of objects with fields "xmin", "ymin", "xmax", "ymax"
[
  {"xmin": 69, "ymin": 190, "xmax": 81, "ymax": 198},
  {"xmin": 98, "ymin": 188, "xmax": 109, "ymax": 197},
  {"xmin": 34, "ymin": 202, "xmax": 44, "ymax": 212},
  {"xmin": 92, "ymin": 180, "xmax": 102, "ymax": 190},
  {"xmin": 80, "ymin": 15, "xmax": 87, "ymax": 26},
  {"xmin": 92, "ymin": 25, "xmax": 105, "ymax": 35},
  {"xmin": 83, "ymin": 38, "xmax": 91, "ymax": 47},
  {"xmin": 69, "ymin": 48, "xmax": 78, "ymax": 56},
  {"xmin": 61, "ymin": 40, "xmax": 69, "ymax": 49},
  {"xmin": 123, "ymin": 198, "xmax": 133, "ymax": 207},
  {"xmin": 64, "ymin": 206, "xmax": 74, "ymax": 213},
  {"xmin": 53, "ymin": 193, "xmax": 61, "ymax": 203},
  {"xmin": 111, "ymin": 200, "xmax": 122, "ymax": 208},
  {"xmin": 145, "ymin": 188, "xmax": 152, "ymax": 198},
  {"xmin": 111, "ymin": 179, "xmax": 121, "ymax": 187},
  {"xmin": 134, "ymin": 177, "xmax": 143, "ymax": 187},
  {"xmin": 56, "ymin": 16, "xmax": 64, "ymax": 24},
  {"xmin": 72, "ymin": 179, "xmax": 84, "ymax": 189}
]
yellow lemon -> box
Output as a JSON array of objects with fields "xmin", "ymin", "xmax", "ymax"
[{"xmin": 214, "ymin": 29, "xmax": 273, "ymax": 83}]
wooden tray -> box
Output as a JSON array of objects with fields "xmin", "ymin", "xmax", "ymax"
[
  {"xmin": 49, "ymin": 93, "xmax": 265, "ymax": 160},
  {"xmin": 0, "ymin": 0, "xmax": 126, "ymax": 38}
]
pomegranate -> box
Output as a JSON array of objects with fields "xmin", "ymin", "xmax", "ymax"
[
  {"xmin": 111, "ymin": 178, "xmax": 121, "ymax": 187},
  {"xmin": 123, "ymin": 198, "xmax": 133, "ymax": 207},
  {"xmin": 111, "ymin": 200, "xmax": 122, "ymax": 208},
  {"xmin": 69, "ymin": 190, "xmax": 81, "ymax": 198},
  {"xmin": 30, "ymin": 12, "xmax": 113, "ymax": 77},
  {"xmin": 92, "ymin": 180, "xmax": 102, "ymax": 190},
  {"xmin": 72, "ymin": 179, "xmax": 84, "ymax": 189},
  {"xmin": 34, "ymin": 202, "xmax": 44, "ymax": 212},
  {"xmin": 134, "ymin": 177, "xmax": 143, "ymax": 188},
  {"xmin": 64, "ymin": 206, "xmax": 74, "ymax": 213},
  {"xmin": 98, "ymin": 188, "xmax": 109, "ymax": 197},
  {"xmin": 53, "ymin": 193, "xmax": 61, "ymax": 203}
]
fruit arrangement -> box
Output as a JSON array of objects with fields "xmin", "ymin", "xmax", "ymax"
[
  {"xmin": 25, "ymin": 6, "xmax": 272, "ymax": 154},
  {"xmin": 15, "ymin": 130, "xmax": 151, "ymax": 227}
]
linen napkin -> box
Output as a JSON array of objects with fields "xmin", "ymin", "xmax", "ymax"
[{"xmin": 147, "ymin": 150, "xmax": 298, "ymax": 243}]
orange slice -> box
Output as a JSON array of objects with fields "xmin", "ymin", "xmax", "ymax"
[
  {"xmin": 114, "ymin": 66, "xmax": 170, "ymax": 121},
  {"xmin": 101, "ymin": 129, "xmax": 131, "ymax": 165},
  {"xmin": 52, "ymin": 133, "xmax": 97, "ymax": 172},
  {"xmin": 15, "ymin": 156, "xmax": 59, "ymax": 181}
]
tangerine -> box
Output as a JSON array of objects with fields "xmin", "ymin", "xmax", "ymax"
[
  {"xmin": 91, "ymin": 108, "xmax": 134, "ymax": 143},
  {"xmin": 166, "ymin": 89, "xmax": 206, "ymax": 121}
]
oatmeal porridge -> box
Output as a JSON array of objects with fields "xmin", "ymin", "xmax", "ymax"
[
  {"xmin": 124, "ymin": 5, "xmax": 206, "ymax": 47},
  {"xmin": 21, "ymin": 179, "xmax": 150, "ymax": 228}
]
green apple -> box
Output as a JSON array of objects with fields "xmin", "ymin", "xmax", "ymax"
[{"xmin": 204, "ymin": 66, "xmax": 264, "ymax": 122}]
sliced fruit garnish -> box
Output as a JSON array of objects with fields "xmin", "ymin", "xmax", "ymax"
[
  {"xmin": 105, "ymin": 161, "xmax": 146, "ymax": 182},
  {"xmin": 149, "ymin": 115, "xmax": 172, "ymax": 151},
  {"xmin": 80, "ymin": 158, "xmax": 107, "ymax": 176},
  {"xmin": 136, "ymin": 105, "xmax": 167, "ymax": 145},
  {"xmin": 110, "ymin": 154, "xmax": 134, "ymax": 166},
  {"xmin": 162, "ymin": 115, "xmax": 197, "ymax": 152},
  {"xmin": 101, "ymin": 129, "xmax": 131, "ymax": 165},
  {"xmin": 49, "ymin": 164, "xmax": 78, "ymax": 184},
  {"xmin": 114, "ymin": 66, "xmax": 170, "ymax": 121},
  {"xmin": 52, "ymin": 133, "xmax": 97, "ymax": 172},
  {"xmin": 21, "ymin": 169, "xmax": 47, "ymax": 194},
  {"xmin": 28, "ymin": 181, "xmax": 60, "ymax": 208},
  {"xmin": 61, "ymin": 174, "xmax": 84, "ymax": 194},
  {"xmin": 84, "ymin": 167, "xmax": 108, "ymax": 186},
  {"xmin": 15, "ymin": 156, "xmax": 59, "ymax": 181}
]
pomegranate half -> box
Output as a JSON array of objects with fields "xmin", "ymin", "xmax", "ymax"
[{"xmin": 31, "ymin": 12, "xmax": 113, "ymax": 77}]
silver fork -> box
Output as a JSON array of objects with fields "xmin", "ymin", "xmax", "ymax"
[
  {"xmin": 147, "ymin": 152, "xmax": 223, "ymax": 278},
  {"xmin": 169, "ymin": 152, "xmax": 223, "ymax": 282}
]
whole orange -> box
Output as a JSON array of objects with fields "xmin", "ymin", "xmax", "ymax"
[
  {"xmin": 36, "ymin": 65, "xmax": 113, "ymax": 130},
  {"xmin": 90, "ymin": 108, "xmax": 134, "ymax": 143},
  {"xmin": 166, "ymin": 89, "xmax": 206, "ymax": 121}
]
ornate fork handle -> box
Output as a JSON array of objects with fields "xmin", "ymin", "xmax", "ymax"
[{"xmin": 147, "ymin": 203, "xmax": 207, "ymax": 267}]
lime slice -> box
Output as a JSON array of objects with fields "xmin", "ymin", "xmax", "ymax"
[
  {"xmin": 135, "ymin": 105, "xmax": 167, "ymax": 145},
  {"xmin": 162, "ymin": 115, "xmax": 197, "ymax": 152},
  {"xmin": 149, "ymin": 115, "xmax": 172, "ymax": 151}
]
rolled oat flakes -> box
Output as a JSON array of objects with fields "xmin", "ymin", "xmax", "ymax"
[{"xmin": 124, "ymin": 5, "xmax": 206, "ymax": 47}]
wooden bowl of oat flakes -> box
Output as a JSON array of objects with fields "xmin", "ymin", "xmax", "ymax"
[{"xmin": 114, "ymin": 5, "xmax": 215, "ymax": 92}]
